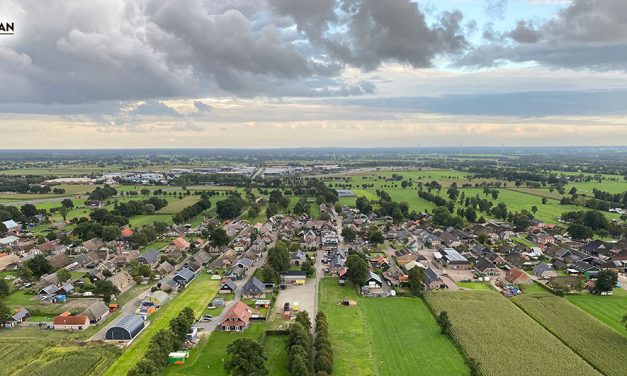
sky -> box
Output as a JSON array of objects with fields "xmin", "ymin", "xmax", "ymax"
[{"xmin": 1, "ymin": 0, "xmax": 627, "ymax": 149}]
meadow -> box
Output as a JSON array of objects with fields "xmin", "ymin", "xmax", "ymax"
[
  {"xmin": 565, "ymin": 289, "xmax": 627, "ymax": 336},
  {"xmin": 319, "ymin": 278, "xmax": 468, "ymax": 376},
  {"xmin": 102, "ymin": 272, "xmax": 219, "ymax": 376},
  {"xmin": 424, "ymin": 290, "xmax": 600, "ymax": 376},
  {"xmin": 513, "ymin": 293, "xmax": 627, "ymax": 376}
]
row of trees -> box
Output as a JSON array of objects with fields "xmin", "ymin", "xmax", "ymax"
[
  {"xmin": 128, "ymin": 307, "xmax": 196, "ymax": 376},
  {"xmin": 314, "ymin": 312, "xmax": 334, "ymax": 375},
  {"xmin": 173, "ymin": 195, "xmax": 212, "ymax": 224},
  {"xmin": 288, "ymin": 312, "xmax": 313, "ymax": 376}
]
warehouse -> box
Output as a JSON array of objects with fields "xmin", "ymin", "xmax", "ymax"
[{"xmin": 105, "ymin": 315, "xmax": 145, "ymax": 341}]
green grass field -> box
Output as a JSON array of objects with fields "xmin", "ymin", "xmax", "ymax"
[
  {"xmin": 264, "ymin": 335, "xmax": 289, "ymax": 376},
  {"xmin": 456, "ymin": 282, "xmax": 492, "ymax": 291},
  {"xmin": 319, "ymin": 278, "xmax": 468, "ymax": 376},
  {"xmin": 156, "ymin": 196, "xmax": 201, "ymax": 214},
  {"xmin": 565, "ymin": 289, "xmax": 627, "ymax": 335},
  {"xmin": 513, "ymin": 293, "xmax": 627, "ymax": 376},
  {"xmin": 162, "ymin": 324, "xmax": 265, "ymax": 376},
  {"xmin": 103, "ymin": 272, "xmax": 219, "ymax": 376},
  {"xmin": 424, "ymin": 290, "xmax": 600, "ymax": 376}
]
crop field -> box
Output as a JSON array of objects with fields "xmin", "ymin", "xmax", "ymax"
[
  {"xmin": 319, "ymin": 278, "xmax": 468, "ymax": 376},
  {"xmin": 103, "ymin": 272, "xmax": 219, "ymax": 376},
  {"xmin": 156, "ymin": 195, "xmax": 201, "ymax": 214},
  {"xmin": 0, "ymin": 338, "xmax": 118, "ymax": 376},
  {"xmin": 162, "ymin": 324, "xmax": 265, "ymax": 376},
  {"xmin": 565, "ymin": 289, "xmax": 627, "ymax": 336},
  {"xmin": 424, "ymin": 290, "xmax": 600, "ymax": 376},
  {"xmin": 513, "ymin": 293, "xmax": 627, "ymax": 376}
]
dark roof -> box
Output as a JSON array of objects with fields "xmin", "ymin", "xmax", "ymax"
[
  {"xmin": 173, "ymin": 267, "xmax": 196, "ymax": 284},
  {"xmin": 138, "ymin": 250, "xmax": 160, "ymax": 265},
  {"xmin": 82, "ymin": 301, "xmax": 109, "ymax": 322},
  {"xmin": 11, "ymin": 308, "xmax": 29, "ymax": 321},
  {"xmin": 475, "ymin": 257, "xmax": 497, "ymax": 272},
  {"xmin": 425, "ymin": 267, "xmax": 440, "ymax": 284},
  {"xmin": 281, "ymin": 270, "xmax": 307, "ymax": 277},
  {"xmin": 105, "ymin": 315, "xmax": 145, "ymax": 340},
  {"xmin": 243, "ymin": 277, "xmax": 265, "ymax": 294},
  {"xmin": 220, "ymin": 279, "xmax": 237, "ymax": 291},
  {"xmin": 533, "ymin": 263, "xmax": 554, "ymax": 275}
]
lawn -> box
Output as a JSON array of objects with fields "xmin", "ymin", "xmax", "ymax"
[
  {"xmin": 156, "ymin": 196, "xmax": 201, "ymax": 214},
  {"xmin": 424, "ymin": 290, "xmax": 600, "ymax": 376},
  {"xmin": 264, "ymin": 335, "xmax": 289, "ymax": 376},
  {"xmin": 162, "ymin": 324, "xmax": 265, "ymax": 376},
  {"xmin": 456, "ymin": 282, "xmax": 492, "ymax": 291},
  {"xmin": 319, "ymin": 278, "xmax": 468, "ymax": 376},
  {"xmin": 102, "ymin": 272, "xmax": 219, "ymax": 376},
  {"xmin": 565, "ymin": 289, "xmax": 627, "ymax": 335},
  {"xmin": 513, "ymin": 293, "xmax": 627, "ymax": 376}
]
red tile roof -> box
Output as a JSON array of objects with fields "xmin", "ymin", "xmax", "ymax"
[
  {"xmin": 171, "ymin": 237, "xmax": 190, "ymax": 250},
  {"xmin": 53, "ymin": 315, "xmax": 89, "ymax": 326},
  {"xmin": 221, "ymin": 301, "xmax": 251, "ymax": 327},
  {"xmin": 120, "ymin": 228, "xmax": 135, "ymax": 238}
]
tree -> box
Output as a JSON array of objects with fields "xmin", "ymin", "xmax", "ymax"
[
  {"xmin": 268, "ymin": 243, "xmax": 290, "ymax": 273},
  {"xmin": 21, "ymin": 204, "xmax": 38, "ymax": 219},
  {"xmin": 346, "ymin": 254, "xmax": 368, "ymax": 287},
  {"xmin": 542, "ymin": 197, "xmax": 548, "ymax": 205},
  {"xmin": 56, "ymin": 268, "xmax": 72, "ymax": 284},
  {"xmin": 127, "ymin": 359, "xmax": 159, "ymax": 376},
  {"xmin": 95, "ymin": 280, "xmax": 120, "ymax": 304},
  {"xmin": 224, "ymin": 338, "xmax": 268, "ymax": 376},
  {"xmin": 295, "ymin": 311, "xmax": 311, "ymax": 331},
  {"xmin": 102, "ymin": 225, "xmax": 120, "ymax": 241},
  {"xmin": 59, "ymin": 206, "xmax": 70, "ymax": 221},
  {"xmin": 595, "ymin": 270, "xmax": 618, "ymax": 294},
  {"xmin": 61, "ymin": 199, "xmax": 74, "ymax": 208},
  {"xmin": 24, "ymin": 255, "xmax": 52, "ymax": 278},
  {"xmin": 18, "ymin": 265, "xmax": 33, "ymax": 281},
  {"xmin": 341, "ymin": 227, "xmax": 356, "ymax": 242},
  {"xmin": 301, "ymin": 260, "xmax": 315, "ymax": 277},
  {"xmin": 464, "ymin": 208, "xmax": 477, "ymax": 222},
  {"xmin": 0, "ymin": 279, "xmax": 9, "ymax": 297},
  {"xmin": 568, "ymin": 224, "xmax": 593, "ymax": 241},
  {"xmin": 261, "ymin": 264, "xmax": 278, "ymax": 283},
  {"xmin": 437, "ymin": 311, "xmax": 451, "ymax": 336},
  {"xmin": 408, "ymin": 267, "xmax": 426, "ymax": 296},
  {"xmin": 0, "ymin": 300, "xmax": 11, "ymax": 326},
  {"xmin": 531, "ymin": 205, "xmax": 538, "ymax": 214},
  {"xmin": 367, "ymin": 226, "xmax": 384, "ymax": 244},
  {"xmin": 208, "ymin": 227, "xmax": 229, "ymax": 247}
]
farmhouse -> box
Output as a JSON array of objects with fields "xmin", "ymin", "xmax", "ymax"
[
  {"xmin": 220, "ymin": 301, "xmax": 252, "ymax": 332},
  {"xmin": 107, "ymin": 270, "xmax": 135, "ymax": 293},
  {"xmin": 219, "ymin": 279, "xmax": 237, "ymax": 294},
  {"xmin": 82, "ymin": 301, "xmax": 110, "ymax": 323},
  {"xmin": 242, "ymin": 277, "xmax": 265, "ymax": 298},
  {"xmin": 0, "ymin": 253, "xmax": 19, "ymax": 270},
  {"xmin": 533, "ymin": 263, "xmax": 558, "ymax": 279},
  {"xmin": 105, "ymin": 315, "xmax": 145, "ymax": 341},
  {"xmin": 365, "ymin": 271, "xmax": 383, "ymax": 288},
  {"xmin": 425, "ymin": 267, "xmax": 448, "ymax": 290},
  {"xmin": 171, "ymin": 237, "xmax": 190, "ymax": 250},
  {"xmin": 173, "ymin": 267, "xmax": 196, "ymax": 286},
  {"xmin": 290, "ymin": 250, "xmax": 308, "ymax": 266},
  {"xmin": 506, "ymin": 268, "xmax": 533, "ymax": 285},
  {"xmin": 137, "ymin": 249, "xmax": 160, "ymax": 267},
  {"xmin": 475, "ymin": 257, "xmax": 500, "ymax": 276},
  {"xmin": 53, "ymin": 315, "xmax": 90, "ymax": 331}
]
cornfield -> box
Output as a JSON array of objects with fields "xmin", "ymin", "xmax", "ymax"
[
  {"xmin": 424, "ymin": 290, "xmax": 600, "ymax": 376},
  {"xmin": 513, "ymin": 293, "xmax": 627, "ymax": 376},
  {"xmin": 0, "ymin": 340, "xmax": 48, "ymax": 376}
]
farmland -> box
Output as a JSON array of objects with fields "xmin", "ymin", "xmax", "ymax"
[
  {"xmin": 565, "ymin": 289, "xmax": 627, "ymax": 336},
  {"xmin": 424, "ymin": 290, "xmax": 600, "ymax": 376},
  {"xmin": 0, "ymin": 338, "xmax": 118, "ymax": 376},
  {"xmin": 319, "ymin": 278, "xmax": 468, "ymax": 376},
  {"xmin": 102, "ymin": 272, "xmax": 220, "ymax": 376},
  {"xmin": 513, "ymin": 293, "xmax": 627, "ymax": 376}
]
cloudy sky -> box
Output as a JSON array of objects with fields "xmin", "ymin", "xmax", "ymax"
[{"xmin": 1, "ymin": 0, "xmax": 627, "ymax": 148}]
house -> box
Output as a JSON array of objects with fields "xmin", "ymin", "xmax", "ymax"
[
  {"xmin": 157, "ymin": 261, "xmax": 174, "ymax": 275},
  {"xmin": 365, "ymin": 271, "xmax": 383, "ymax": 289},
  {"xmin": 220, "ymin": 301, "xmax": 252, "ymax": 332},
  {"xmin": 425, "ymin": 268, "xmax": 448, "ymax": 290},
  {"xmin": 0, "ymin": 236, "xmax": 20, "ymax": 250},
  {"xmin": 5, "ymin": 308, "xmax": 30, "ymax": 327},
  {"xmin": 137, "ymin": 249, "xmax": 160, "ymax": 267},
  {"xmin": 369, "ymin": 255, "xmax": 391, "ymax": 270},
  {"xmin": 107, "ymin": 270, "xmax": 135, "ymax": 293},
  {"xmin": 105, "ymin": 315, "xmax": 145, "ymax": 341},
  {"xmin": 191, "ymin": 250, "xmax": 211, "ymax": 266},
  {"xmin": 53, "ymin": 315, "xmax": 90, "ymax": 331},
  {"xmin": 120, "ymin": 228, "xmax": 135, "ymax": 238},
  {"xmin": 280, "ymin": 270, "xmax": 307, "ymax": 286},
  {"xmin": 82, "ymin": 301, "xmax": 110, "ymax": 323},
  {"xmin": 171, "ymin": 237, "xmax": 190, "ymax": 250},
  {"xmin": 2, "ymin": 220, "xmax": 20, "ymax": 235},
  {"xmin": 81, "ymin": 238, "xmax": 105, "ymax": 252},
  {"xmin": 47, "ymin": 253, "xmax": 72, "ymax": 269},
  {"xmin": 0, "ymin": 253, "xmax": 19, "ymax": 271},
  {"xmin": 533, "ymin": 263, "xmax": 558, "ymax": 279},
  {"xmin": 219, "ymin": 279, "xmax": 237, "ymax": 294},
  {"xmin": 506, "ymin": 268, "xmax": 533, "ymax": 285},
  {"xmin": 242, "ymin": 277, "xmax": 265, "ymax": 298},
  {"xmin": 475, "ymin": 257, "xmax": 500, "ymax": 276},
  {"xmin": 172, "ymin": 267, "xmax": 196, "ymax": 286},
  {"xmin": 439, "ymin": 248, "xmax": 471, "ymax": 270},
  {"xmin": 290, "ymin": 251, "xmax": 308, "ymax": 266},
  {"xmin": 39, "ymin": 284, "xmax": 60, "ymax": 296}
]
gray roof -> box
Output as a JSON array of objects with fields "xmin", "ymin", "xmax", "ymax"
[
  {"xmin": 441, "ymin": 248, "xmax": 468, "ymax": 263},
  {"xmin": 291, "ymin": 251, "xmax": 307, "ymax": 261},
  {"xmin": 475, "ymin": 257, "xmax": 496, "ymax": 272},
  {"xmin": 220, "ymin": 279, "xmax": 237, "ymax": 291},
  {"xmin": 82, "ymin": 301, "xmax": 109, "ymax": 322},
  {"xmin": 105, "ymin": 315, "xmax": 145, "ymax": 340},
  {"xmin": 425, "ymin": 267, "xmax": 440, "ymax": 284},
  {"xmin": 39, "ymin": 284, "xmax": 59, "ymax": 296},
  {"xmin": 236, "ymin": 258, "xmax": 253, "ymax": 268},
  {"xmin": 366, "ymin": 271, "xmax": 382, "ymax": 285},
  {"xmin": 138, "ymin": 250, "xmax": 160, "ymax": 265},
  {"xmin": 533, "ymin": 263, "xmax": 554, "ymax": 275},
  {"xmin": 11, "ymin": 308, "xmax": 29, "ymax": 321},
  {"xmin": 174, "ymin": 267, "xmax": 196, "ymax": 283},
  {"xmin": 243, "ymin": 277, "xmax": 265, "ymax": 294}
]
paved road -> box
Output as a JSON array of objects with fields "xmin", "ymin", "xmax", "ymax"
[{"xmin": 89, "ymin": 285, "xmax": 153, "ymax": 341}]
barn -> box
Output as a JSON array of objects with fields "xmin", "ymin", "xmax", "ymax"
[{"xmin": 105, "ymin": 315, "xmax": 145, "ymax": 341}]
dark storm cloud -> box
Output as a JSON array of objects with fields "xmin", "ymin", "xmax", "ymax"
[
  {"xmin": 0, "ymin": 0, "xmax": 466, "ymax": 105},
  {"xmin": 460, "ymin": 0, "xmax": 627, "ymax": 70}
]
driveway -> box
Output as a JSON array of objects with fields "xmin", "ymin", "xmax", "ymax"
[{"xmin": 89, "ymin": 286, "xmax": 152, "ymax": 341}]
